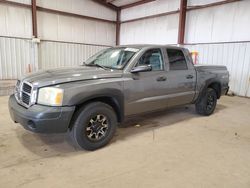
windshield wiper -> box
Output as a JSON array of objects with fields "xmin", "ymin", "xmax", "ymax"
[{"xmin": 84, "ymin": 63, "xmax": 111, "ymax": 70}]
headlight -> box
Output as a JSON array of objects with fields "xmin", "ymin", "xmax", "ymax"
[{"xmin": 37, "ymin": 87, "xmax": 64, "ymax": 106}]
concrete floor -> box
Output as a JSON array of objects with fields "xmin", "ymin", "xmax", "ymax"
[
  {"xmin": 0, "ymin": 96, "xmax": 250, "ymax": 188},
  {"xmin": 0, "ymin": 80, "xmax": 15, "ymax": 96}
]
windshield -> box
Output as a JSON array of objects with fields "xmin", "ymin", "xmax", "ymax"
[{"xmin": 85, "ymin": 47, "xmax": 139, "ymax": 69}]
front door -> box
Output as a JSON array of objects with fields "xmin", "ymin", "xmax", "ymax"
[{"xmin": 124, "ymin": 48, "xmax": 168, "ymax": 116}]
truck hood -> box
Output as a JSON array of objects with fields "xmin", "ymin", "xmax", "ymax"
[{"xmin": 22, "ymin": 66, "xmax": 123, "ymax": 87}]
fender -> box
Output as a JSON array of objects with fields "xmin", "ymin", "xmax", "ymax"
[
  {"xmin": 195, "ymin": 78, "xmax": 222, "ymax": 103},
  {"xmin": 67, "ymin": 88, "xmax": 125, "ymax": 122}
]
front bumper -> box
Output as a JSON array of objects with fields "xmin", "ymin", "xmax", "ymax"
[{"xmin": 8, "ymin": 95, "xmax": 75, "ymax": 133}]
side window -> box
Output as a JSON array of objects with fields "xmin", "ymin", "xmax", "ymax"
[
  {"xmin": 167, "ymin": 49, "xmax": 188, "ymax": 70},
  {"xmin": 137, "ymin": 49, "xmax": 164, "ymax": 71}
]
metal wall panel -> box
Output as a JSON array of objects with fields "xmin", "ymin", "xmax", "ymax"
[
  {"xmin": 185, "ymin": 42, "xmax": 250, "ymax": 97},
  {"xmin": 37, "ymin": 12, "xmax": 116, "ymax": 46},
  {"xmin": 121, "ymin": 0, "xmax": 179, "ymax": 21},
  {"xmin": 120, "ymin": 14, "xmax": 179, "ymax": 45},
  {"xmin": 39, "ymin": 41, "xmax": 108, "ymax": 70},
  {"xmin": 7, "ymin": 0, "xmax": 31, "ymax": 5},
  {"xmin": 37, "ymin": 0, "xmax": 116, "ymax": 21},
  {"xmin": 0, "ymin": 4, "xmax": 32, "ymax": 38},
  {"xmin": 185, "ymin": 1, "xmax": 250, "ymax": 43},
  {"xmin": 0, "ymin": 37, "xmax": 38, "ymax": 79},
  {"xmin": 0, "ymin": 37, "xmax": 109, "ymax": 79}
]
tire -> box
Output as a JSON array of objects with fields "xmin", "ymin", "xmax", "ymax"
[
  {"xmin": 195, "ymin": 88, "xmax": 217, "ymax": 116},
  {"xmin": 69, "ymin": 102, "xmax": 117, "ymax": 151}
]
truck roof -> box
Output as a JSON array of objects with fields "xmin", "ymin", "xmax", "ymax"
[{"xmin": 116, "ymin": 44, "xmax": 185, "ymax": 50}]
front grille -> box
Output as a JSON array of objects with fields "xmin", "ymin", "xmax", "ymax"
[
  {"xmin": 15, "ymin": 81, "xmax": 33, "ymax": 108},
  {"xmin": 23, "ymin": 83, "xmax": 32, "ymax": 93},
  {"xmin": 22, "ymin": 92, "xmax": 30, "ymax": 105}
]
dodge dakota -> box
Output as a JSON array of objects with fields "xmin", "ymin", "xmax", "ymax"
[{"xmin": 9, "ymin": 45, "xmax": 229, "ymax": 150}]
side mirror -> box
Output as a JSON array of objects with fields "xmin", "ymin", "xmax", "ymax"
[{"xmin": 131, "ymin": 65, "xmax": 152, "ymax": 73}]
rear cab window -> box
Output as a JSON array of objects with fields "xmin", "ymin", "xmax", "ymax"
[{"xmin": 166, "ymin": 48, "xmax": 188, "ymax": 70}]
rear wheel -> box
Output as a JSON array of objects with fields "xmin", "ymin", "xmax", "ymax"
[
  {"xmin": 195, "ymin": 88, "xmax": 217, "ymax": 116},
  {"xmin": 70, "ymin": 102, "xmax": 117, "ymax": 151}
]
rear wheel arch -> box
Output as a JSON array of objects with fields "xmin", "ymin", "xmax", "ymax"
[
  {"xmin": 197, "ymin": 80, "xmax": 221, "ymax": 102},
  {"xmin": 207, "ymin": 82, "xmax": 221, "ymax": 99},
  {"xmin": 195, "ymin": 87, "xmax": 217, "ymax": 116}
]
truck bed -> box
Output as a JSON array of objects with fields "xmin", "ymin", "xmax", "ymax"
[{"xmin": 194, "ymin": 64, "xmax": 227, "ymax": 71}]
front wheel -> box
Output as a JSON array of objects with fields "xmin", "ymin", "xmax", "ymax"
[
  {"xmin": 195, "ymin": 88, "xmax": 217, "ymax": 116},
  {"xmin": 70, "ymin": 102, "xmax": 117, "ymax": 151}
]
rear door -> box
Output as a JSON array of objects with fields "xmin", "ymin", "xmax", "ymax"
[{"xmin": 163, "ymin": 47, "xmax": 196, "ymax": 107}]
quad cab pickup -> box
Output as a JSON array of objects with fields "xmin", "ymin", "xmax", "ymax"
[{"xmin": 9, "ymin": 45, "xmax": 229, "ymax": 150}]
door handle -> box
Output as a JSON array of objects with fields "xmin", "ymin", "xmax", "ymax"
[
  {"xmin": 156, "ymin": 76, "xmax": 167, "ymax": 82},
  {"xmin": 186, "ymin": 75, "xmax": 194, "ymax": 79}
]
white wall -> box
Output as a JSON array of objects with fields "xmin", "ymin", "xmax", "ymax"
[
  {"xmin": 37, "ymin": 12, "xmax": 116, "ymax": 46},
  {"xmin": 0, "ymin": 0, "xmax": 116, "ymax": 79},
  {"xmin": 121, "ymin": 0, "xmax": 179, "ymax": 21},
  {"xmin": 120, "ymin": 0, "xmax": 179, "ymax": 45},
  {"xmin": 120, "ymin": 0, "xmax": 250, "ymax": 45},
  {"xmin": 0, "ymin": 37, "xmax": 37, "ymax": 80},
  {"xmin": 37, "ymin": 0, "xmax": 116, "ymax": 21},
  {"xmin": 0, "ymin": 4, "xmax": 32, "ymax": 38},
  {"xmin": 36, "ymin": 0, "xmax": 116, "ymax": 46},
  {"xmin": 39, "ymin": 41, "xmax": 107, "ymax": 70},
  {"xmin": 185, "ymin": 0, "xmax": 250, "ymax": 43}
]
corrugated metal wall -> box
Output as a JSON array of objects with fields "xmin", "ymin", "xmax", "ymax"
[
  {"xmin": 37, "ymin": 11, "xmax": 116, "ymax": 46},
  {"xmin": 0, "ymin": 37, "xmax": 38, "ymax": 79},
  {"xmin": 120, "ymin": 14, "xmax": 179, "ymax": 45},
  {"xmin": 0, "ymin": 3, "xmax": 32, "ymax": 38},
  {"xmin": 185, "ymin": 1, "xmax": 250, "ymax": 43},
  {"xmin": 39, "ymin": 41, "xmax": 108, "ymax": 70},
  {"xmin": 0, "ymin": 0, "xmax": 116, "ymax": 80},
  {"xmin": 120, "ymin": 1, "xmax": 250, "ymax": 45},
  {"xmin": 120, "ymin": 0, "xmax": 179, "ymax": 45},
  {"xmin": 184, "ymin": 42, "xmax": 250, "ymax": 97},
  {"xmin": 36, "ymin": 0, "xmax": 116, "ymax": 21},
  {"xmin": 121, "ymin": 0, "xmax": 179, "ymax": 21}
]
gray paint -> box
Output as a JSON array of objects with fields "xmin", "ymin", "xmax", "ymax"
[{"xmin": 19, "ymin": 45, "xmax": 229, "ymax": 119}]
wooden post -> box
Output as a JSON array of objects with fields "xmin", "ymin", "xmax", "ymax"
[
  {"xmin": 178, "ymin": 0, "xmax": 187, "ymax": 44},
  {"xmin": 31, "ymin": 0, "xmax": 38, "ymax": 38},
  {"xmin": 116, "ymin": 9, "xmax": 121, "ymax": 46}
]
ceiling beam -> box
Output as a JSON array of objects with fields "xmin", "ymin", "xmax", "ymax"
[
  {"xmin": 106, "ymin": 0, "xmax": 116, "ymax": 3},
  {"xmin": 92, "ymin": 0, "xmax": 119, "ymax": 11},
  {"xmin": 187, "ymin": 0, "xmax": 241, "ymax": 10},
  {"xmin": 121, "ymin": 0, "xmax": 156, "ymax": 9}
]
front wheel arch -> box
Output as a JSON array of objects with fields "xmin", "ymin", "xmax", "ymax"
[{"xmin": 68, "ymin": 95, "xmax": 123, "ymax": 130}]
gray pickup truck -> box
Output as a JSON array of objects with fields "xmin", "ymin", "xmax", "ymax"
[{"xmin": 9, "ymin": 45, "xmax": 229, "ymax": 150}]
